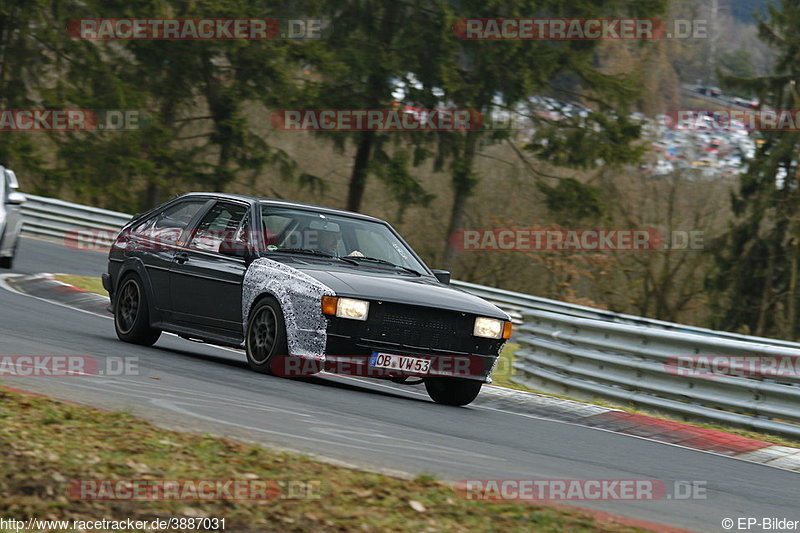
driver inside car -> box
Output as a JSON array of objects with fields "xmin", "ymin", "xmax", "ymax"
[
  {"xmin": 315, "ymin": 227, "xmax": 364, "ymax": 257},
  {"xmin": 316, "ymin": 228, "xmax": 341, "ymax": 255}
]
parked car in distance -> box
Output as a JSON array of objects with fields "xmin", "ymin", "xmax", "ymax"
[
  {"xmin": 103, "ymin": 193, "xmax": 512, "ymax": 406},
  {"xmin": 0, "ymin": 165, "xmax": 26, "ymax": 269}
]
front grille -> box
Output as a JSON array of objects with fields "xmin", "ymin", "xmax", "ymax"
[
  {"xmin": 326, "ymin": 301, "xmax": 502, "ymax": 357},
  {"xmin": 373, "ymin": 304, "xmax": 472, "ymax": 350}
]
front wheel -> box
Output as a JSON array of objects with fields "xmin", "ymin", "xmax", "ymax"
[
  {"xmin": 114, "ymin": 274, "xmax": 161, "ymax": 346},
  {"xmin": 425, "ymin": 377, "xmax": 483, "ymax": 406},
  {"xmin": 0, "ymin": 242, "xmax": 16, "ymax": 269},
  {"xmin": 246, "ymin": 297, "xmax": 289, "ymax": 374}
]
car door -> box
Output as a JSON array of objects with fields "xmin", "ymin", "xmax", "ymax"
[
  {"xmin": 125, "ymin": 199, "xmax": 209, "ymax": 312},
  {"xmin": 168, "ymin": 200, "xmax": 251, "ymax": 334}
]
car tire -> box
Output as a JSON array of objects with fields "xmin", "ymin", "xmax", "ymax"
[
  {"xmin": 114, "ymin": 274, "xmax": 161, "ymax": 346},
  {"xmin": 0, "ymin": 241, "xmax": 16, "ymax": 269},
  {"xmin": 425, "ymin": 377, "xmax": 482, "ymax": 406},
  {"xmin": 246, "ymin": 296, "xmax": 289, "ymax": 375}
]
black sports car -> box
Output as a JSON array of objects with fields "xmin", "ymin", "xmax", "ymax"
[{"xmin": 102, "ymin": 193, "xmax": 511, "ymax": 406}]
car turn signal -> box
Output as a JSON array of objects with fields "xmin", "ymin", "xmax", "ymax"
[{"xmin": 321, "ymin": 296, "xmax": 338, "ymax": 316}]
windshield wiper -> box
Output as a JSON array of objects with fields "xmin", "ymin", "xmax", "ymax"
[
  {"xmin": 270, "ymin": 248, "xmax": 358, "ymax": 265},
  {"xmin": 345, "ymin": 256, "xmax": 422, "ymax": 276},
  {"xmin": 269, "ymin": 249, "xmax": 419, "ymax": 274}
]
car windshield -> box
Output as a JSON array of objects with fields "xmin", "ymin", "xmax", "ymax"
[{"xmin": 258, "ymin": 204, "xmax": 429, "ymax": 274}]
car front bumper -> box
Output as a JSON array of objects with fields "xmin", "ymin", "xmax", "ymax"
[{"xmin": 323, "ymin": 305, "xmax": 504, "ymax": 382}]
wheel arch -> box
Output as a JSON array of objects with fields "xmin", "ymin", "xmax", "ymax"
[
  {"xmin": 116, "ymin": 258, "xmax": 158, "ymax": 324},
  {"xmin": 247, "ymin": 290, "xmax": 284, "ymax": 324},
  {"xmin": 241, "ymin": 258, "xmax": 335, "ymax": 359}
]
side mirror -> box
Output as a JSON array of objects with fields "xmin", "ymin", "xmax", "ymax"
[
  {"xmin": 219, "ymin": 235, "xmax": 255, "ymax": 263},
  {"xmin": 432, "ymin": 269, "xmax": 451, "ymax": 284},
  {"xmin": 6, "ymin": 192, "xmax": 25, "ymax": 205}
]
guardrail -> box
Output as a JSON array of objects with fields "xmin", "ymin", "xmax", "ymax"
[
  {"xmin": 451, "ymin": 280, "xmax": 800, "ymax": 349},
  {"xmin": 514, "ymin": 309, "xmax": 800, "ymax": 437},
  {"xmin": 20, "ymin": 194, "xmax": 132, "ymax": 247},
  {"xmin": 19, "ymin": 193, "xmax": 800, "ymax": 437}
]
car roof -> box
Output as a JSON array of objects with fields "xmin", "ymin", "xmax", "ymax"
[{"xmin": 177, "ymin": 192, "xmax": 386, "ymax": 223}]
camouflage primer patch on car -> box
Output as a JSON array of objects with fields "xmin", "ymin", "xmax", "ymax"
[{"xmin": 242, "ymin": 258, "xmax": 335, "ymax": 359}]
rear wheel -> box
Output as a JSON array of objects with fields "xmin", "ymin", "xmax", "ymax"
[
  {"xmin": 425, "ymin": 377, "xmax": 482, "ymax": 406},
  {"xmin": 246, "ymin": 297, "xmax": 289, "ymax": 374},
  {"xmin": 114, "ymin": 274, "xmax": 161, "ymax": 346}
]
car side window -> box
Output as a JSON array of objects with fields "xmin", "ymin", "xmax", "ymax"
[
  {"xmin": 189, "ymin": 202, "xmax": 249, "ymax": 252},
  {"xmin": 132, "ymin": 200, "xmax": 206, "ymax": 245}
]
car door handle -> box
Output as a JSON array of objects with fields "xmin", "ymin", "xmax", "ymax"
[{"xmin": 175, "ymin": 252, "xmax": 189, "ymax": 264}]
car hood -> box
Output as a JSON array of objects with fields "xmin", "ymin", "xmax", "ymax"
[{"xmin": 297, "ymin": 265, "xmax": 509, "ymax": 320}]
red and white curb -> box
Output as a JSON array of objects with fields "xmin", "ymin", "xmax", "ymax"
[
  {"xmin": 478, "ymin": 386, "xmax": 800, "ymax": 472},
  {"xmin": 5, "ymin": 272, "xmax": 800, "ymax": 473},
  {"xmin": 1, "ymin": 272, "xmax": 110, "ymax": 315},
  {"xmin": 734, "ymin": 446, "xmax": 800, "ymax": 470}
]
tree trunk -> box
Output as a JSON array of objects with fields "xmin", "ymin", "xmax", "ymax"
[
  {"xmin": 755, "ymin": 246, "xmax": 775, "ymax": 336},
  {"xmin": 140, "ymin": 91, "xmax": 180, "ymax": 211},
  {"xmin": 143, "ymin": 180, "xmax": 160, "ymax": 211},
  {"xmin": 200, "ymin": 51, "xmax": 235, "ymax": 192},
  {"xmin": 443, "ymin": 131, "xmax": 480, "ymax": 269},
  {"xmin": 787, "ymin": 235, "xmax": 799, "ymax": 339},
  {"xmin": 346, "ymin": 131, "xmax": 374, "ymax": 212},
  {"xmin": 214, "ymin": 142, "xmax": 232, "ymax": 192}
]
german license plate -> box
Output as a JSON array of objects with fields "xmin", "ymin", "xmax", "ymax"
[{"xmin": 369, "ymin": 352, "xmax": 431, "ymax": 374}]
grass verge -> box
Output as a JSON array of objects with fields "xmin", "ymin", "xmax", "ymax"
[
  {"xmin": 54, "ymin": 274, "xmax": 106, "ymax": 295},
  {"xmin": 0, "ymin": 387, "xmax": 649, "ymax": 533},
  {"xmin": 490, "ymin": 342, "xmax": 531, "ymax": 392}
]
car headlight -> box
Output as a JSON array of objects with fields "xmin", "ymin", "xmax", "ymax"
[
  {"xmin": 338, "ymin": 298, "xmax": 369, "ymax": 320},
  {"xmin": 474, "ymin": 317, "xmax": 512, "ymax": 339},
  {"xmin": 321, "ymin": 296, "xmax": 369, "ymax": 321}
]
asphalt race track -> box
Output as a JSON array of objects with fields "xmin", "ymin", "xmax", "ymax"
[{"xmin": 1, "ymin": 236, "xmax": 798, "ymax": 532}]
